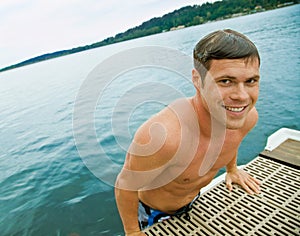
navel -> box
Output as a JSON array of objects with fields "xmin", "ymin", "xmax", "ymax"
[{"xmin": 183, "ymin": 178, "xmax": 190, "ymax": 182}]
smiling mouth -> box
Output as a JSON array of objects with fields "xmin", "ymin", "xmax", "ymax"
[{"xmin": 223, "ymin": 106, "xmax": 247, "ymax": 112}]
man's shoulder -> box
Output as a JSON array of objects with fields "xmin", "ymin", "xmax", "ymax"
[{"xmin": 133, "ymin": 105, "xmax": 182, "ymax": 151}]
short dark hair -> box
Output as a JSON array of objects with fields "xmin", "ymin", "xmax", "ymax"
[{"xmin": 193, "ymin": 29, "xmax": 260, "ymax": 80}]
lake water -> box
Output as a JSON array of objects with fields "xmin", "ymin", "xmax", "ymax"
[{"xmin": 0, "ymin": 5, "xmax": 299, "ymax": 236}]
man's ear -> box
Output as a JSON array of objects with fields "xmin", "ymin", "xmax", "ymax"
[{"xmin": 192, "ymin": 69, "xmax": 202, "ymax": 91}]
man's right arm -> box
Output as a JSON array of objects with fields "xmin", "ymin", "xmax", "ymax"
[
  {"xmin": 115, "ymin": 148, "xmax": 169, "ymax": 235},
  {"xmin": 115, "ymin": 186, "xmax": 145, "ymax": 235},
  {"xmin": 114, "ymin": 109, "xmax": 179, "ymax": 235}
]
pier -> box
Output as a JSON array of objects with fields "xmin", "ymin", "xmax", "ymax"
[{"xmin": 143, "ymin": 128, "xmax": 300, "ymax": 235}]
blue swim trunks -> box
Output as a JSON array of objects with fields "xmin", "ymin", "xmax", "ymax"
[{"xmin": 138, "ymin": 193, "xmax": 200, "ymax": 230}]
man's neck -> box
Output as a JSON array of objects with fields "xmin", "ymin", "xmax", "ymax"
[{"xmin": 190, "ymin": 95, "xmax": 227, "ymax": 140}]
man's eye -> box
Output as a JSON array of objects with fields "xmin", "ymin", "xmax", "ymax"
[
  {"xmin": 220, "ymin": 79, "xmax": 231, "ymax": 85},
  {"xmin": 246, "ymin": 79, "xmax": 258, "ymax": 84}
]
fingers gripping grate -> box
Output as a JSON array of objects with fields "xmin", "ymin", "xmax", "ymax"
[{"xmin": 143, "ymin": 156, "xmax": 300, "ymax": 236}]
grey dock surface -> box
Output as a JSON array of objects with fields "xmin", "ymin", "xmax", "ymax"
[{"xmin": 143, "ymin": 137, "xmax": 300, "ymax": 236}]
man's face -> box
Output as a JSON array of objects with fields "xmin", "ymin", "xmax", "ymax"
[{"xmin": 200, "ymin": 58, "xmax": 260, "ymax": 130}]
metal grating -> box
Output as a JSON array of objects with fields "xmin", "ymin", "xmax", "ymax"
[{"xmin": 143, "ymin": 156, "xmax": 300, "ymax": 236}]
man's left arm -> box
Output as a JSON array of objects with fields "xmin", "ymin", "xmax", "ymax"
[{"xmin": 225, "ymin": 154, "xmax": 261, "ymax": 194}]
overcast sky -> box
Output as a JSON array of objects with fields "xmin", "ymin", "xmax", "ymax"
[{"xmin": 0, "ymin": 0, "xmax": 214, "ymax": 68}]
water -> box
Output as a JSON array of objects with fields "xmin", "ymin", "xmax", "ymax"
[{"xmin": 0, "ymin": 5, "xmax": 299, "ymax": 236}]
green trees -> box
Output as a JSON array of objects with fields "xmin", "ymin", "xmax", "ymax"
[
  {"xmin": 0, "ymin": 0, "xmax": 297, "ymax": 72},
  {"xmin": 94, "ymin": 0, "xmax": 297, "ymax": 41}
]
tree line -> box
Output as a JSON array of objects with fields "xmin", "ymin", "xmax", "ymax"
[{"xmin": 0, "ymin": 0, "xmax": 297, "ymax": 72}]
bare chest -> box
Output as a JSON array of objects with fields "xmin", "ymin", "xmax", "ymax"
[{"xmin": 172, "ymin": 134, "xmax": 242, "ymax": 184}]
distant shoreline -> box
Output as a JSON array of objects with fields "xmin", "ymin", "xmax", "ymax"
[{"xmin": 0, "ymin": 1, "xmax": 297, "ymax": 73}]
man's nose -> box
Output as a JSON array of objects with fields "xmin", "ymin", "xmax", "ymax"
[{"xmin": 230, "ymin": 83, "xmax": 249, "ymax": 101}]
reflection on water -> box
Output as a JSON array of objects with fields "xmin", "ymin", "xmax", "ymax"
[{"xmin": 0, "ymin": 5, "xmax": 299, "ymax": 236}]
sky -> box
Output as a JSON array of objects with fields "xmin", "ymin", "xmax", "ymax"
[{"xmin": 0, "ymin": 0, "xmax": 214, "ymax": 68}]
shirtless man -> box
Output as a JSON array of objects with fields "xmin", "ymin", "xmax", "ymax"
[{"xmin": 115, "ymin": 29, "xmax": 261, "ymax": 235}]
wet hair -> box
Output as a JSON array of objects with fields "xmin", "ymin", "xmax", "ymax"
[{"xmin": 193, "ymin": 29, "xmax": 260, "ymax": 81}]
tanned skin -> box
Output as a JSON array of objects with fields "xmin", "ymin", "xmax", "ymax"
[{"xmin": 115, "ymin": 58, "xmax": 261, "ymax": 236}]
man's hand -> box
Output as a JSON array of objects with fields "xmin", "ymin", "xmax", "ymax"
[{"xmin": 225, "ymin": 168, "xmax": 261, "ymax": 194}]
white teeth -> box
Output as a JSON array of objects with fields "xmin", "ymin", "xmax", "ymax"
[{"xmin": 225, "ymin": 106, "xmax": 244, "ymax": 112}]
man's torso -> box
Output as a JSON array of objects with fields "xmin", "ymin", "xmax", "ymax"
[{"xmin": 138, "ymin": 99, "xmax": 249, "ymax": 213}]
